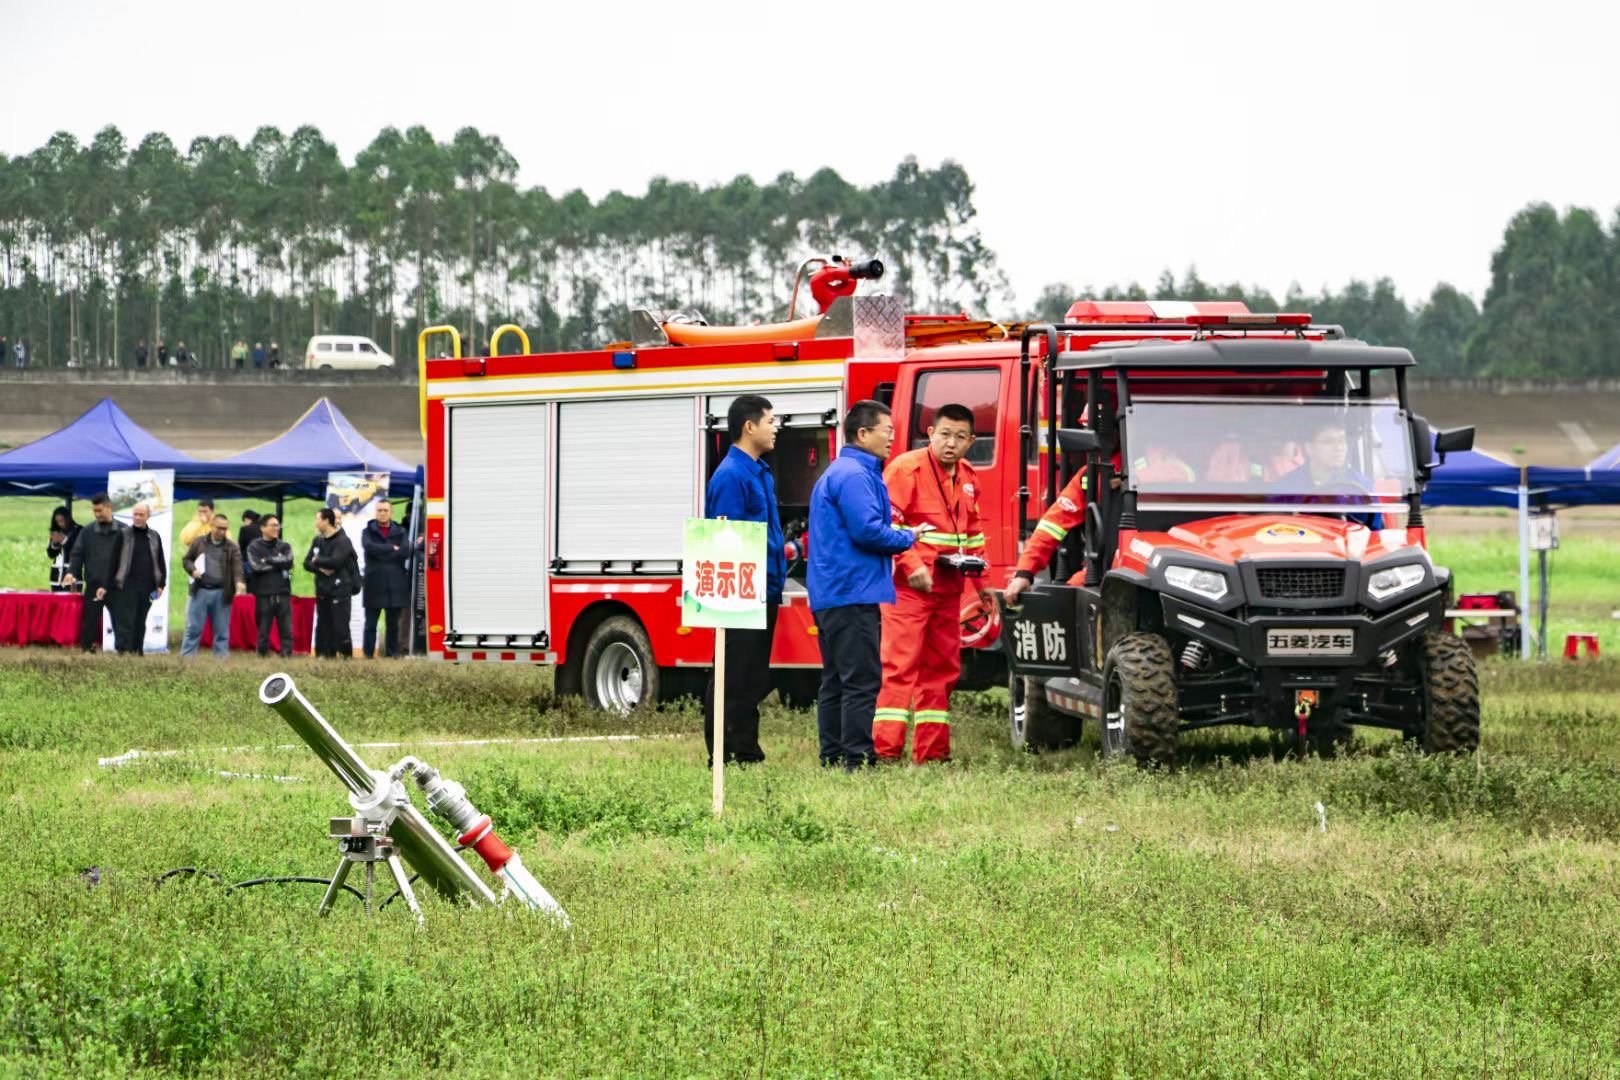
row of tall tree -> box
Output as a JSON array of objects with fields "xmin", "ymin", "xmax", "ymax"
[
  {"xmin": 0, "ymin": 125, "xmax": 999, "ymax": 369},
  {"xmin": 0, "ymin": 124, "xmax": 1615, "ymax": 376},
  {"xmin": 1027, "ymin": 203, "xmax": 1620, "ymax": 378}
]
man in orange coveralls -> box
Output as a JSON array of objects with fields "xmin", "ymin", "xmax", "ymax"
[{"xmin": 876, "ymin": 403, "xmax": 992, "ymax": 763}]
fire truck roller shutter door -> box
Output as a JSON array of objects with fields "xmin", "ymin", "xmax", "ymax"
[
  {"xmin": 706, "ymin": 390, "xmax": 840, "ymax": 430},
  {"xmin": 447, "ymin": 403, "xmax": 550, "ymax": 639},
  {"xmin": 556, "ymin": 397, "xmax": 698, "ymax": 568}
]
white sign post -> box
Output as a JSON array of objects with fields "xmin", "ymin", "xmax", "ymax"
[
  {"xmin": 104, "ymin": 469, "xmax": 175, "ymax": 653},
  {"xmin": 680, "ymin": 517, "xmax": 767, "ymax": 817}
]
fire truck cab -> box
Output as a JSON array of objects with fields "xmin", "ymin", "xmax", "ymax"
[{"xmin": 418, "ymin": 293, "xmax": 1253, "ymax": 713}]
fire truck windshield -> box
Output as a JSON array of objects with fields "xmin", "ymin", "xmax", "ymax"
[{"xmin": 1122, "ymin": 397, "xmax": 1419, "ymax": 504}]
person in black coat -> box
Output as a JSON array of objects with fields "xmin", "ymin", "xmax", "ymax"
[
  {"xmin": 111, "ymin": 501, "xmax": 167, "ymax": 654},
  {"xmin": 63, "ymin": 493, "xmax": 126, "ymax": 651},
  {"xmin": 47, "ymin": 505, "xmax": 82, "ymax": 592},
  {"xmin": 246, "ymin": 514, "xmax": 295, "ymax": 657},
  {"xmin": 360, "ymin": 498, "xmax": 412, "ymax": 658},
  {"xmin": 304, "ymin": 507, "xmax": 357, "ymax": 659},
  {"xmin": 238, "ymin": 509, "xmax": 262, "ymax": 555}
]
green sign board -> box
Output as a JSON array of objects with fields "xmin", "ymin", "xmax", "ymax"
[{"xmin": 681, "ymin": 517, "xmax": 768, "ymax": 630}]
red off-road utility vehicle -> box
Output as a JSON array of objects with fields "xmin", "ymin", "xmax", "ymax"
[{"xmin": 1002, "ymin": 315, "xmax": 1482, "ymax": 764}]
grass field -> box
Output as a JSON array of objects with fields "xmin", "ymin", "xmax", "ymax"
[{"xmin": 3, "ymin": 652, "xmax": 1620, "ymax": 1077}]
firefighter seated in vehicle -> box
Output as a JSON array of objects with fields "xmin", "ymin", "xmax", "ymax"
[
  {"xmin": 1002, "ymin": 407, "xmax": 1110, "ymax": 608},
  {"xmin": 1273, "ymin": 414, "xmax": 1384, "ymax": 528}
]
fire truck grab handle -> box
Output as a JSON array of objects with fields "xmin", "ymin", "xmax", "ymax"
[{"xmin": 417, "ymin": 325, "xmax": 462, "ymax": 438}]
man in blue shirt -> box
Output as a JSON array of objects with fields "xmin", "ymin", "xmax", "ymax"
[
  {"xmin": 704, "ymin": 394, "xmax": 785, "ymax": 766},
  {"xmin": 809, "ymin": 400, "xmax": 920, "ymax": 770}
]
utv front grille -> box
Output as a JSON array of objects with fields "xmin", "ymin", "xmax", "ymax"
[{"xmin": 1256, "ymin": 566, "xmax": 1346, "ymax": 600}]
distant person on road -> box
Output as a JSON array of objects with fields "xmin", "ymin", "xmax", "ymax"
[
  {"xmin": 47, "ymin": 505, "xmax": 82, "ymax": 592},
  {"xmin": 111, "ymin": 501, "xmax": 167, "ymax": 655},
  {"xmin": 306, "ymin": 507, "xmax": 357, "ymax": 659},
  {"xmin": 180, "ymin": 513, "xmax": 245, "ymax": 658},
  {"xmin": 267, "ymin": 341, "xmax": 281, "ymax": 369},
  {"xmin": 156, "ymin": 341, "xmax": 169, "ymax": 367},
  {"xmin": 134, "ymin": 340, "xmax": 149, "ymax": 368},
  {"xmin": 246, "ymin": 514, "xmax": 296, "ymax": 657},
  {"xmin": 702, "ymin": 394, "xmax": 783, "ymax": 766},
  {"xmin": 174, "ymin": 341, "xmax": 193, "ymax": 367},
  {"xmin": 361, "ymin": 498, "xmax": 410, "ymax": 659},
  {"xmin": 237, "ymin": 509, "xmax": 262, "ymax": 554},
  {"xmin": 63, "ymin": 492, "xmax": 126, "ymax": 651},
  {"xmin": 231, "ymin": 339, "xmax": 248, "ymax": 369},
  {"xmin": 179, "ymin": 499, "xmax": 215, "ymax": 549},
  {"xmin": 252, "ymin": 341, "xmax": 266, "ymax": 369},
  {"xmin": 807, "ymin": 400, "xmax": 919, "ymax": 771}
]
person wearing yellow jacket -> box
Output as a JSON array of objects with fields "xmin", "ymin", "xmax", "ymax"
[{"xmin": 876, "ymin": 403, "xmax": 991, "ymax": 763}]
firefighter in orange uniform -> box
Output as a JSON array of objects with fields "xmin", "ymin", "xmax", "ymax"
[
  {"xmin": 876, "ymin": 403, "xmax": 990, "ymax": 763},
  {"xmin": 1002, "ymin": 468, "xmax": 1088, "ymax": 607}
]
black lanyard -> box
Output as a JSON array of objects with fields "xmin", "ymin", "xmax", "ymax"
[{"xmin": 928, "ymin": 453, "xmax": 964, "ymax": 552}]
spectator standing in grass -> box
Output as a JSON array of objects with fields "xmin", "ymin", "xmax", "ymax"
[
  {"xmin": 0, "ymin": 336, "xmax": 8, "ymax": 369},
  {"xmin": 14, "ymin": 338, "xmax": 26, "ymax": 368},
  {"xmin": 361, "ymin": 498, "xmax": 411, "ymax": 659},
  {"xmin": 306, "ymin": 507, "xmax": 357, "ymax": 659},
  {"xmin": 179, "ymin": 499, "xmax": 214, "ymax": 548},
  {"xmin": 174, "ymin": 341, "xmax": 193, "ymax": 367},
  {"xmin": 111, "ymin": 501, "xmax": 166, "ymax": 655},
  {"xmin": 62, "ymin": 493, "xmax": 126, "ymax": 651},
  {"xmin": 246, "ymin": 514, "xmax": 295, "ymax": 657},
  {"xmin": 47, "ymin": 505, "xmax": 82, "ymax": 592},
  {"xmin": 180, "ymin": 513, "xmax": 245, "ymax": 658},
  {"xmin": 267, "ymin": 341, "xmax": 281, "ymax": 369},
  {"xmin": 134, "ymin": 340, "xmax": 148, "ymax": 368},
  {"xmin": 252, "ymin": 341, "xmax": 267, "ymax": 370},
  {"xmin": 238, "ymin": 509, "xmax": 262, "ymax": 554},
  {"xmin": 701, "ymin": 394, "xmax": 783, "ymax": 766},
  {"xmin": 806, "ymin": 400, "xmax": 919, "ymax": 770},
  {"xmin": 231, "ymin": 339, "xmax": 248, "ymax": 369},
  {"xmin": 156, "ymin": 341, "xmax": 169, "ymax": 367}
]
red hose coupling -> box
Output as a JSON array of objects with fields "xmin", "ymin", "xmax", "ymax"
[{"xmin": 458, "ymin": 814, "xmax": 513, "ymax": 873}]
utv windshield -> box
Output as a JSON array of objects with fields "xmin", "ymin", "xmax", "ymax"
[{"xmin": 1122, "ymin": 397, "xmax": 1417, "ymax": 510}]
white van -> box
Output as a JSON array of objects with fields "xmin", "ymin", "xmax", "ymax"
[{"xmin": 304, "ymin": 335, "xmax": 395, "ymax": 371}]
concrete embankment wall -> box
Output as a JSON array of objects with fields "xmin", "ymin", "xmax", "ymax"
[{"xmin": 0, "ymin": 372, "xmax": 1616, "ymax": 468}]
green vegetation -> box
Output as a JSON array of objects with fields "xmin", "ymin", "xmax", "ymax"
[
  {"xmin": 4, "ymin": 128, "xmax": 1620, "ymax": 377},
  {"xmin": 2, "ymin": 653, "xmax": 1619, "ymax": 1076}
]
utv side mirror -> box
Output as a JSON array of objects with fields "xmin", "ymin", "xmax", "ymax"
[
  {"xmin": 1434, "ymin": 427, "xmax": 1475, "ymax": 455},
  {"xmin": 1410, "ymin": 416, "xmax": 1435, "ymax": 468},
  {"xmin": 1057, "ymin": 428, "xmax": 1100, "ymax": 454}
]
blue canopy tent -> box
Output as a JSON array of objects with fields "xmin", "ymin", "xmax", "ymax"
[
  {"xmin": 0, "ymin": 397, "xmax": 201, "ymax": 499},
  {"xmin": 177, "ymin": 397, "xmax": 417, "ymax": 500}
]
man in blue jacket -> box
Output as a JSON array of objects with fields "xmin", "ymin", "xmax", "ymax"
[
  {"xmin": 704, "ymin": 394, "xmax": 785, "ymax": 766},
  {"xmin": 809, "ymin": 400, "xmax": 920, "ymax": 769}
]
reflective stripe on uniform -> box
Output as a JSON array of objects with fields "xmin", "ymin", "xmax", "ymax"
[
  {"xmin": 914, "ymin": 710, "xmax": 950, "ymax": 725},
  {"xmin": 874, "ymin": 708, "xmax": 911, "ymax": 721},
  {"xmin": 917, "ymin": 532, "xmax": 985, "ymax": 547},
  {"xmin": 1036, "ymin": 519, "xmax": 1068, "ymax": 541}
]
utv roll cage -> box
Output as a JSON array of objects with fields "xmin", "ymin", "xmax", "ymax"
[{"xmin": 1016, "ymin": 320, "xmax": 1474, "ymax": 589}]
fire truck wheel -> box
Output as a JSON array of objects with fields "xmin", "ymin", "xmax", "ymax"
[
  {"xmin": 1009, "ymin": 675, "xmax": 1080, "ymax": 752},
  {"xmin": 1419, "ymin": 631, "xmax": 1480, "ymax": 754},
  {"xmin": 582, "ymin": 616, "xmax": 659, "ymax": 715},
  {"xmin": 1101, "ymin": 633, "xmax": 1179, "ymax": 768}
]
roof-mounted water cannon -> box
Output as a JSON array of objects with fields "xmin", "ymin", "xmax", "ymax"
[{"xmin": 788, "ymin": 255, "xmax": 885, "ymax": 318}]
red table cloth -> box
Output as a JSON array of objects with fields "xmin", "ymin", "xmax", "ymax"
[
  {"xmin": 200, "ymin": 595, "xmax": 317, "ymax": 654},
  {"xmin": 0, "ymin": 592, "xmax": 83, "ymax": 647}
]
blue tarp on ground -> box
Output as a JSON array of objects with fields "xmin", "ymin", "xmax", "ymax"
[
  {"xmin": 180, "ymin": 397, "xmax": 416, "ymax": 498},
  {"xmin": 0, "ymin": 398, "xmax": 201, "ymax": 498}
]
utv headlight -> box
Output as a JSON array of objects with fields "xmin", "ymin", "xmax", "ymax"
[
  {"xmin": 1367, "ymin": 563, "xmax": 1427, "ymax": 601},
  {"xmin": 1164, "ymin": 565, "xmax": 1229, "ymax": 602}
]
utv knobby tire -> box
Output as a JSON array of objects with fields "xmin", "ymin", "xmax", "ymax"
[
  {"xmin": 1010, "ymin": 675, "xmax": 1081, "ymax": 752},
  {"xmin": 1101, "ymin": 633, "xmax": 1180, "ymax": 768},
  {"xmin": 1420, "ymin": 630, "xmax": 1480, "ymax": 754}
]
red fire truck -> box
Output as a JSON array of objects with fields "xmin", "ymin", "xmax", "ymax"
[{"xmin": 417, "ymin": 265, "xmax": 1251, "ymax": 713}]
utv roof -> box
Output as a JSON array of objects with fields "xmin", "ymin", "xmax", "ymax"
[{"xmin": 1052, "ymin": 336, "xmax": 1416, "ymax": 372}]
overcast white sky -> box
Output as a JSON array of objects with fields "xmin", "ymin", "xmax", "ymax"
[{"xmin": 5, "ymin": 0, "xmax": 1618, "ymax": 312}]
